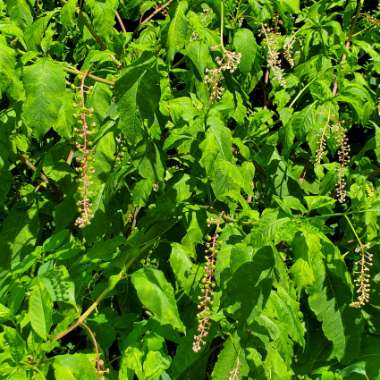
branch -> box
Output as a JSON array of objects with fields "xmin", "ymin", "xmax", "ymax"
[
  {"xmin": 131, "ymin": 207, "xmax": 141, "ymax": 231},
  {"xmin": 54, "ymin": 288, "xmax": 110, "ymax": 340},
  {"xmin": 78, "ymin": 10, "xmax": 107, "ymax": 50},
  {"xmin": 140, "ymin": 0, "xmax": 173, "ymax": 25},
  {"xmin": 115, "ymin": 10, "xmax": 127, "ymax": 33},
  {"xmin": 19, "ymin": 155, "xmax": 50, "ymax": 184},
  {"xmin": 64, "ymin": 66, "xmax": 115, "ymax": 86},
  {"xmin": 54, "ymin": 271, "xmax": 125, "ymax": 341}
]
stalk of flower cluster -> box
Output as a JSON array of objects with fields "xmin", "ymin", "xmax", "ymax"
[
  {"xmin": 204, "ymin": 50, "xmax": 241, "ymax": 102},
  {"xmin": 314, "ymin": 109, "xmax": 331, "ymax": 165},
  {"xmin": 283, "ymin": 34, "xmax": 295, "ymax": 68},
  {"xmin": 75, "ymin": 72, "xmax": 95, "ymax": 228},
  {"xmin": 315, "ymin": 125, "xmax": 328, "ymax": 165},
  {"xmin": 229, "ymin": 356, "xmax": 240, "ymax": 380},
  {"xmin": 261, "ymin": 25, "xmax": 287, "ymax": 87},
  {"xmin": 192, "ymin": 214, "xmax": 223, "ymax": 353},
  {"xmin": 351, "ymin": 245, "xmax": 373, "ymax": 308},
  {"xmin": 344, "ymin": 215, "xmax": 373, "ymax": 308},
  {"xmin": 336, "ymin": 127, "xmax": 350, "ymax": 203}
]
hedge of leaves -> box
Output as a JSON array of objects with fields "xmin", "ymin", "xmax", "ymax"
[{"xmin": 0, "ymin": 0, "xmax": 380, "ymax": 379}]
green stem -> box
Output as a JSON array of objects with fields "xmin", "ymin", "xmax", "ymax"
[
  {"xmin": 289, "ymin": 79, "xmax": 315, "ymax": 108},
  {"xmin": 64, "ymin": 66, "xmax": 115, "ymax": 86},
  {"xmin": 220, "ymin": 0, "xmax": 225, "ymax": 51},
  {"xmin": 343, "ymin": 214, "xmax": 364, "ymax": 248},
  {"xmin": 53, "ymin": 269, "xmax": 126, "ymax": 340}
]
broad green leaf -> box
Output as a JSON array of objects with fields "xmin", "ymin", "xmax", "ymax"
[
  {"xmin": 0, "ymin": 303, "xmax": 12, "ymax": 322},
  {"xmin": 308, "ymin": 288, "xmax": 346, "ymax": 361},
  {"xmin": 60, "ymin": 0, "xmax": 77, "ymax": 28},
  {"xmin": 291, "ymin": 258, "xmax": 315, "ymax": 292},
  {"xmin": 87, "ymin": 0, "xmax": 118, "ymax": 40},
  {"xmin": 0, "ymin": 36, "xmax": 24, "ymax": 100},
  {"xmin": 264, "ymin": 286, "xmax": 305, "ymax": 347},
  {"xmin": 168, "ymin": 1, "xmax": 188, "ymax": 61},
  {"xmin": 29, "ymin": 280, "xmax": 53, "ymax": 340},
  {"xmin": 278, "ymin": 0, "xmax": 300, "ymax": 13},
  {"xmin": 22, "ymin": 58, "xmax": 70, "ymax": 139},
  {"xmin": 119, "ymin": 346, "xmax": 143, "ymax": 380},
  {"xmin": 87, "ymin": 236, "xmax": 126, "ymax": 260},
  {"xmin": 180, "ymin": 211, "xmax": 204, "ymax": 256},
  {"xmin": 304, "ymin": 196, "xmax": 335, "ymax": 211},
  {"xmin": 7, "ymin": 0, "xmax": 33, "ymax": 28},
  {"xmin": 0, "ymin": 206, "xmax": 39, "ymax": 269},
  {"xmin": 53, "ymin": 354, "xmax": 98, "ymax": 380},
  {"xmin": 337, "ymin": 78, "xmax": 375, "ymax": 124},
  {"xmin": 115, "ymin": 58, "xmax": 161, "ymax": 144},
  {"xmin": 340, "ymin": 335, "xmax": 380, "ymax": 379},
  {"xmin": 222, "ymin": 246, "xmax": 275, "ymax": 323},
  {"xmin": 24, "ymin": 12, "xmax": 55, "ymax": 51},
  {"xmin": 186, "ymin": 40, "xmax": 212, "ymax": 77},
  {"xmin": 132, "ymin": 178, "xmax": 154, "ymax": 207},
  {"xmin": 43, "ymin": 230, "xmax": 70, "ymax": 252},
  {"xmin": 7, "ymin": 367, "xmax": 28, "ymax": 380},
  {"xmin": 3, "ymin": 326, "xmax": 26, "ymax": 362},
  {"xmin": 160, "ymin": 96, "xmax": 198, "ymax": 124},
  {"xmin": 137, "ymin": 142, "xmax": 165, "ymax": 182},
  {"xmin": 293, "ymin": 228, "xmax": 346, "ymax": 360},
  {"xmin": 131, "ymin": 268, "xmax": 186, "ymax": 333},
  {"xmin": 143, "ymin": 351, "xmax": 171, "ymax": 380},
  {"xmin": 211, "ymin": 332, "xmax": 249, "ymax": 379},
  {"xmin": 233, "ymin": 29, "xmax": 257, "ymax": 75},
  {"xmin": 40, "ymin": 265, "xmax": 77, "ymax": 306},
  {"xmin": 211, "ymin": 159, "xmax": 244, "ymax": 200},
  {"xmin": 200, "ymin": 112, "xmax": 233, "ymax": 174},
  {"xmin": 169, "ymin": 243, "xmax": 203, "ymax": 299},
  {"xmin": 264, "ymin": 345, "xmax": 293, "ymax": 380}
]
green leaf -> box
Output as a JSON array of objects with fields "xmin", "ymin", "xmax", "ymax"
[
  {"xmin": 0, "ymin": 303, "xmax": 12, "ymax": 322},
  {"xmin": 264, "ymin": 286, "xmax": 306, "ymax": 347},
  {"xmin": 7, "ymin": 0, "xmax": 33, "ymax": 28},
  {"xmin": 40, "ymin": 265, "xmax": 77, "ymax": 306},
  {"xmin": 22, "ymin": 58, "xmax": 70, "ymax": 139},
  {"xmin": 169, "ymin": 243, "xmax": 203, "ymax": 300},
  {"xmin": 60, "ymin": 0, "xmax": 77, "ymax": 28},
  {"xmin": 200, "ymin": 112, "xmax": 233, "ymax": 174},
  {"xmin": 211, "ymin": 332, "xmax": 248, "ymax": 379},
  {"xmin": 211, "ymin": 159, "xmax": 244, "ymax": 200},
  {"xmin": 131, "ymin": 267, "xmax": 186, "ymax": 333},
  {"xmin": 0, "ymin": 206, "xmax": 39, "ymax": 269},
  {"xmin": 29, "ymin": 280, "xmax": 53, "ymax": 340},
  {"xmin": 291, "ymin": 258, "xmax": 315, "ymax": 292},
  {"xmin": 119, "ymin": 346, "xmax": 144, "ymax": 380},
  {"xmin": 233, "ymin": 29, "xmax": 257, "ymax": 75},
  {"xmin": 304, "ymin": 196, "xmax": 335, "ymax": 211},
  {"xmin": 308, "ymin": 288, "xmax": 346, "ymax": 361},
  {"xmin": 87, "ymin": 236, "xmax": 126, "ymax": 260},
  {"xmin": 167, "ymin": 1, "xmax": 188, "ymax": 61},
  {"xmin": 143, "ymin": 351, "xmax": 171, "ymax": 380},
  {"xmin": 87, "ymin": 0, "xmax": 118, "ymax": 40},
  {"xmin": 24, "ymin": 12, "xmax": 55, "ymax": 52},
  {"xmin": 222, "ymin": 246, "xmax": 275, "ymax": 323},
  {"xmin": 278, "ymin": 0, "xmax": 300, "ymax": 13},
  {"xmin": 0, "ymin": 37, "xmax": 24, "ymax": 100},
  {"xmin": 293, "ymin": 228, "xmax": 346, "ymax": 361},
  {"xmin": 53, "ymin": 354, "xmax": 98, "ymax": 380},
  {"xmin": 264, "ymin": 344, "xmax": 293, "ymax": 380},
  {"xmin": 3, "ymin": 326, "xmax": 26, "ymax": 362},
  {"xmin": 115, "ymin": 58, "xmax": 161, "ymax": 144},
  {"xmin": 43, "ymin": 229, "xmax": 70, "ymax": 252}
]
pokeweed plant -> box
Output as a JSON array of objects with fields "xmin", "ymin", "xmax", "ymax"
[{"xmin": 0, "ymin": 0, "xmax": 379, "ymax": 379}]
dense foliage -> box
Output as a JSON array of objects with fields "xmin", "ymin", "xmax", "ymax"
[{"xmin": 0, "ymin": 0, "xmax": 380, "ymax": 378}]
